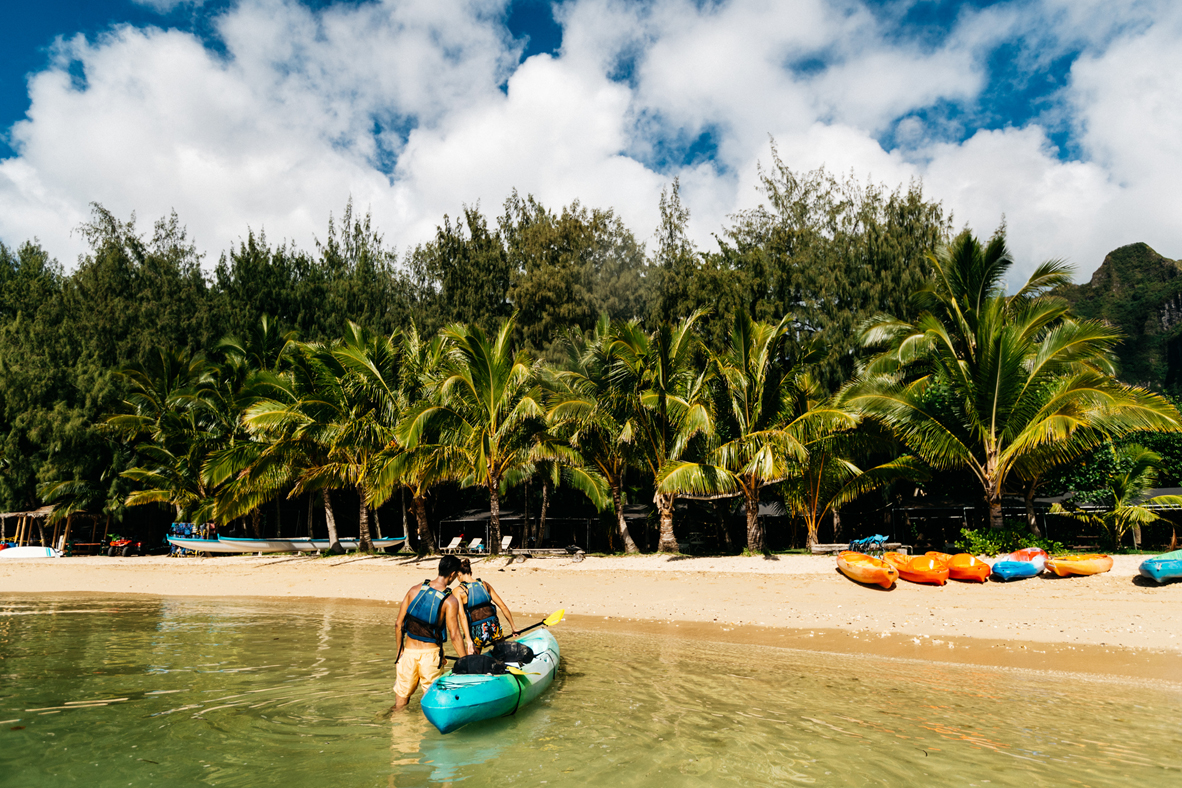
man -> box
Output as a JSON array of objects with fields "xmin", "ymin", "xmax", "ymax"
[{"xmin": 391, "ymin": 555, "xmax": 473, "ymax": 711}]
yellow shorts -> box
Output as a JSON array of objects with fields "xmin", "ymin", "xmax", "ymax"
[{"xmin": 394, "ymin": 645, "xmax": 445, "ymax": 699}]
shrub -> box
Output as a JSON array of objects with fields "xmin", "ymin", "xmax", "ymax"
[{"xmin": 955, "ymin": 524, "xmax": 1065, "ymax": 556}]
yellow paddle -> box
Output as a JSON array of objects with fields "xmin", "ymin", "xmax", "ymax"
[
  {"xmin": 508, "ymin": 608, "xmax": 565, "ymax": 638},
  {"xmin": 504, "ymin": 666, "xmax": 539, "ymax": 676}
]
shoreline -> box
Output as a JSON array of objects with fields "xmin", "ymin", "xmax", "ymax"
[{"xmin": 3, "ymin": 553, "xmax": 1179, "ymax": 683}]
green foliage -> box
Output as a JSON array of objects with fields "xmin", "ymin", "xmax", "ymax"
[
  {"xmin": 956, "ymin": 523, "xmax": 1065, "ymax": 556},
  {"xmin": 1054, "ymin": 243, "xmax": 1182, "ymax": 388},
  {"xmin": 3, "ymin": 155, "xmax": 1180, "ymax": 560},
  {"xmin": 849, "ymin": 229, "xmax": 1182, "ymax": 530},
  {"xmin": 684, "ymin": 149, "xmax": 950, "ymax": 385}
]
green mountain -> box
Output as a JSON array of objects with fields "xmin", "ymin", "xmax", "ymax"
[{"xmin": 1055, "ymin": 243, "xmax": 1182, "ymax": 389}]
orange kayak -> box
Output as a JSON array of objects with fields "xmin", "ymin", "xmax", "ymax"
[
  {"xmin": 946, "ymin": 553, "xmax": 990, "ymax": 582},
  {"xmin": 837, "ymin": 551, "xmax": 898, "ymax": 589},
  {"xmin": 928, "ymin": 551, "xmax": 990, "ymax": 581},
  {"xmin": 885, "ymin": 552, "xmax": 950, "ymax": 585},
  {"xmin": 1046, "ymin": 554, "xmax": 1113, "ymax": 577}
]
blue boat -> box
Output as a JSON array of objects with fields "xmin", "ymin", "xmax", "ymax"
[
  {"xmin": 166, "ymin": 536, "xmax": 404, "ymax": 553},
  {"xmin": 990, "ymin": 560, "xmax": 1040, "ymax": 581},
  {"xmin": 421, "ymin": 629, "xmax": 559, "ymax": 734},
  {"xmin": 1139, "ymin": 550, "xmax": 1182, "ymax": 584}
]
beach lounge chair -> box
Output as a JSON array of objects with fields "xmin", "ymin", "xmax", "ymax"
[
  {"xmin": 500, "ymin": 536, "xmax": 513, "ymax": 552},
  {"xmin": 464, "ymin": 538, "xmax": 484, "ymax": 554},
  {"xmin": 440, "ymin": 536, "xmax": 463, "ymax": 555}
]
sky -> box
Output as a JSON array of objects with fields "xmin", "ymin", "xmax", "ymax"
[{"xmin": 1, "ymin": 0, "xmax": 1180, "ymax": 285}]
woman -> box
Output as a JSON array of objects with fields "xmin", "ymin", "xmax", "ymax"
[{"xmin": 455, "ymin": 558, "xmax": 518, "ymax": 652}]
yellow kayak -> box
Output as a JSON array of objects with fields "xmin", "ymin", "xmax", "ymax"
[
  {"xmin": 837, "ymin": 551, "xmax": 899, "ymax": 589},
  {"xmin": 1046, "ymin": 554, "xmax": 1113, "ymax": 577}
]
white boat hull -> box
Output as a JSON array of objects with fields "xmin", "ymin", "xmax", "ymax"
[
  {"xmin": 0, "ymin": 546, "xmax": 62, "ymax": 559},
  {"xmin": 167, "ymin": 536, "xmax": 405, "ymax": 554}
]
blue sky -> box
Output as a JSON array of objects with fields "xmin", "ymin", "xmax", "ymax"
[{"xmin": 1, "ymin": 0, "xmax": 1179, "ymax": 280}]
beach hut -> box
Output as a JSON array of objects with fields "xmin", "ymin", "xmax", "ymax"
[{"xmin": 0, "ymin": 506, "xmax": 56, "ymax": 547}]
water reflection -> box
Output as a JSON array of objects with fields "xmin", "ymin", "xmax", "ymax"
[{"xmin": 0, "ymin": 596, "xmax": 1179, "ymax": 788}]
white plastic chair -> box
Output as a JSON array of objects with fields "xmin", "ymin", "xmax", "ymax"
[
  {"xmin": 465, "ymin": 538, "xmax": 484, "ymax": 554},
  {"xmin": 440, "ymin": 536, "xmax": 463, "ymax": 554}
]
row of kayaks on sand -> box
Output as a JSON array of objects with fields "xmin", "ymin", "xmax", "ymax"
[{"xmin": 838, "ymin": 547, "xmax": 1182, "ymax": 588}]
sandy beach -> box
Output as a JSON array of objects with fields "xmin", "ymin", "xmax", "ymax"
[{"xmin": 3, "ymin": 552, "xmax": 1179, "ymax": 683}]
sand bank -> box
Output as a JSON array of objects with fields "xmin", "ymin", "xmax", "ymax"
[{"xmin": 2, "ymin": 553, "xmax": 1179, "ymax": 682}]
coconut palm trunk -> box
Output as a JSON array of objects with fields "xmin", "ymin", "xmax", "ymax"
[
  {"xmin": 1024, "ymin": 484, "xmax": 1041, "ymax": 537},
  {"xmin": 745, "ymin": 487, "xmax": 763, "ymax": 553},
  {"xmin": 356, "ymin": 488, "xmax": 373, "ymax": 553},
  {"xmin": 656, "ymin": 492, "xmax": 678, "ymax": 552},
  {"xmin": 321, "ymin": 489, "xmax": 343, "ymax": 553},
  {"xmin": 412, "ymin": 495, "xmax": 437, "ymax": 554},
  {"xmin": 489, "ymin": 485, "xmax": 503, "ymax": 555},
  {"xmin": 612, "ymin": 481, "xmax": 639, "ymax": 553},
  {"xmin": 539, "ymin": 475, "xmax": 550, "ymax": 548}
]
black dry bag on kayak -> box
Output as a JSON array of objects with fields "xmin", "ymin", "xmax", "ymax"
[
  {"xmin": 489, "ymin": 641, "xmax": 534, "ymax": 664},
  {"xmin": 452, "ymin": 654, "xmax": 507, "ymax": 675}
]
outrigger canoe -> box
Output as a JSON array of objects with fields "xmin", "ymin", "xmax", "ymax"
[
  {"xmin": 836, "ymin": 551, "xmax": 898, "ymax": 589},
  {"xmin": 1045, "ymin": 554, "xmax": 1113, "ymax": 577},
  {"xmin": 884, "ymin": 552, "xmax": 950, "ymax": 585},
  {"xmin": 167, "ymin": 536, "xmax": 405, "ymax": 553},
  {"xmin": 1139, "ymin": 550, "xmax": 1182, "ymax": 584},
  {"xmin": 421, "ymin": 629, "xmax": 559, "ymax": 734},
  {"xmin": 927, "ymin": 552, "xmax": 990, "ymax": 582}
]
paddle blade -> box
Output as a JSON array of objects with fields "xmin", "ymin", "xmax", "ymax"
[
  {"xmin": 543, "ymin": 609, "xmax": 565, "ymax": 627},
  {"xmin": 504, "ymin": 666, "xmax": 539, "ymax": 676}
]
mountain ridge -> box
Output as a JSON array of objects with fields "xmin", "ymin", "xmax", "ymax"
[{"xmin": 1054, "ymin": 242, "xmax": 1182, "ymax": 389}]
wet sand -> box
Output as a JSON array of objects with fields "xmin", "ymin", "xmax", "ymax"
[{"xmin": 2, "ymin": 552, "xmax": 1179, "ymax": 682}]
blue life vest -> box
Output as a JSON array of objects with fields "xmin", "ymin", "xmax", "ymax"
[
  {"xmin": 404, "ymin": 581, "xmax": 450, "ymax": 644},
  {"xmin": 461, "ymin": 578, "xmax": 502, "ymax": 647}
]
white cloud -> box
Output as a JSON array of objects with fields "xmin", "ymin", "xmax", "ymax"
[{"xmin": 0, "ymin": 0, "xmax": 1180, "ymax": 283}]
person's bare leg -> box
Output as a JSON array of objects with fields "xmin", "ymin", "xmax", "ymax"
[{"xmin": 392, "ymin": 694, "xmax": 411, "ymax": 711}]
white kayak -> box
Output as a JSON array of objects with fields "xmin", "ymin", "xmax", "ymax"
[
  {"xmin": 0, "ymin": 546, "xmax": 62, "ymax": 559},
  {"xmin": 421, "ymin": 629, "xmax": 560, "ymax": 734},
  {"xmin": 167, "ymin": 536, "xmax": 406, "ymax": 553}
]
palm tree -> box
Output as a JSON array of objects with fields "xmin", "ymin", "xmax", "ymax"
[
  {"xmin": 108, "ymin": 348, "xmax": 220, "ymax": 521},
  {"xmin": 1050, "ymin": 444, "xmax": 1182, "ymax": 550},
  {"xmin": 849, "ymin": 231, "xmax": 1182, "ymax": 530},
  {"xmin": 779, "ymin": 413, "xmax": 927, "ymax": 549},
  {"xmin": 548, "ymin": 317, "xmax": 642, "ymax": 553},
  {"xmin": 401, "ymin": 317, "xmax": 546, "ymax": 556},
  {"xmin": 368, "ymin": 324, "xmax": 454, "ymax": 554},
  {"xmin": 657, "ymin": 312, "xmax": 811, "ymax": 552},
  {"xmin": 214, "ymin": 342, "xmax": 359, "ymax": 551},
  {"xmin": 611, "ymin": 313, "xmax": 713, "ymax": 553}
]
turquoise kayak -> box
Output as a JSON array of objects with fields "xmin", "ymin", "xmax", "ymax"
[
  {"xmin": 421, "ymin": 629, "xmax": 559, "ymax": 734},
  {"xmin": 991, "ymin": 560, "xmax": 1040, "ymax": 581},
  {"xmin": 1139, "ymin": 550, "xmax": 1182, "ymax": 584}
]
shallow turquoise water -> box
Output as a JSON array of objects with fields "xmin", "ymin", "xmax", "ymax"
[{"xmin": 1, "ymin": 596, "xmax": 1179, "ymax": 787}]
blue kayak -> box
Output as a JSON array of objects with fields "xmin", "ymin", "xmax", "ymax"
[
  {"xmin": 991, "ymin": 560, "xmax": 1040, "ymax": 581},
  {"xmin": 1139, "ymin": 550, "xmax": 1182, "ymax": 584},
  {"xmin": 421, "ymin": 629, "xmax": 559, "ymax": 734}
]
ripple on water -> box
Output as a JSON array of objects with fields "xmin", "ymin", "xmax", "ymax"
[{"xmin": 0, "ymin": 597, "xmax": 1179, "ymax": 787}]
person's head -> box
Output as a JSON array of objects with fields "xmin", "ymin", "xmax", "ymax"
[
  {"xmin": 438, "ymin": 555, "xmax": 462, "ymax": 584},
  {"xmin": 459, "ymin": 558, "xmax": 473, "ymax": 578}
]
